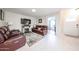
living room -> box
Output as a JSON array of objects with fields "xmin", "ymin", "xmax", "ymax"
[
  {"xmin": 0, "ymin": 8, "xmax": 59, "ymax": 50},
  {"xmin": 0, "ymin": 0, "xmax": 79, "ymax": 58},
  {"xmin": 0, "ymin": 8, "xmax": 79, "ymax": 51}
]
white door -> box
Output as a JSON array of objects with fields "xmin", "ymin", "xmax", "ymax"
[{"xmin": 64, "ymin": 9, "xmax": 79, "ymax": 37}]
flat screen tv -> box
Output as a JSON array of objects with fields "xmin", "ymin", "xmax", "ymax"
[{"xmin": 21, "ymin": 18, "xmax": 31, "ymax": 24}]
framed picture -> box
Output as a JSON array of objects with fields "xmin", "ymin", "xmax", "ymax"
[
  {"xmin": 38, "ymin": 19, "xmax": 42, "ymax": 23},
  {"xmin": 0, "ymin": 9, "xmax": 4, "ymax": 20}
]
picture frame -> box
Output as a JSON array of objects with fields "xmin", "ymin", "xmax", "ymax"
[
  {"xmin": 0, "ymin": 9, "xmax": 4, "ymax": 20},
  {"xmin": 38, "ymin": 19, "xmax": 42, "ymax": 23}
]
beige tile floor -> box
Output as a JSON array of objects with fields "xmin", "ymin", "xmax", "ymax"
[{"xmin": 17, "ymin": 30, "xmax": 79, "ymax": 51}]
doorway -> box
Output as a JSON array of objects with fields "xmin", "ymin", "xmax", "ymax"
[{"xmin": 48, "ymin": 16, "xmax": 56, "ymax": 34}]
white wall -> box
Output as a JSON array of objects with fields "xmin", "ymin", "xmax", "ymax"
[
  {"xmin": 36, "ymin": 16, "xmax": 48, "ymax": 25},
  {"xmin": 4, "ymin": 11, "xmax": 37, "ymax": 31},
  {"xmin": 61, "ymin": 9, "xmax": 79, "ymax": 36}
]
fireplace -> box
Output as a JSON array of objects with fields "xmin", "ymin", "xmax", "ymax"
[
  {"xmin": 24, "ymin": 28, "xmax": 29, "ymax": 33},
  {"xmin": 21, "ymin": 18, "xmax": 31, "ymax": 34},
  {"xmin": 22, "ymin": 24, "xmax": 30, "ymax": 33}
]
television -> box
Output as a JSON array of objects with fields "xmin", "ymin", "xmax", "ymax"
[{"xmin": 21, "ymin": 18, "xmax": 31, "ymax": 24}]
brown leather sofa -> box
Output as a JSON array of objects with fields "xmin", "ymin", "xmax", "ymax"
[
  {"xmin": 32, "ymin": 25, "xmax": 48, "ymax": 36},
  {"xmin": 0, "ymin": 26, "xmax": 26, "ymax": 51}
]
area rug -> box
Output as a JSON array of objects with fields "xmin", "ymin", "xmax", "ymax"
[{"xmin": 25, "ymin": 32, "xmax": 43, "ymax": 47}]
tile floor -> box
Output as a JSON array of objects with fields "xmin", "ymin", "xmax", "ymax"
[{"xmin": 17, "ymin": 30, "xmax": 79, "ymax": 51}]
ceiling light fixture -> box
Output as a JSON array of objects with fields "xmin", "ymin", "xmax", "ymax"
[{"xmin": 32, "ymin": 9, "xmax": 36, "ymax": 12}]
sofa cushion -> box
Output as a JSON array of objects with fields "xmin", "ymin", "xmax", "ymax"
[
  {"xmin": 0, "ymin": 26, "xmax": 9, "ymax": 34},
  {"xmin": 0, "ymin": 26, "xmax": 10, "ymax": 40},
  {"xmin": 38, "ymin": 28, "xmax": 41, "ymax": 30},
  {"xmin": 6, "ymin": 31, "xmax": 10, "ymax": 38},
  {"xmin": 0, "ymin": 28, "xmax": 5, "ymax": 34},
  {"xmin": 10, "ymin": 30, "xmax": 20, "ymax": 37},
  {"xmin": 0, "ymin": 32, "xmax": 5, "ymax": 44},
  {"xmin": 4, "ymin": 34, "xmax": 9, "ymax": 40},
  {"xmin": 1, "ymin": 26, "xmax": 9, "ymax": 32}
]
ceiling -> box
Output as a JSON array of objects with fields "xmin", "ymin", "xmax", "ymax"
[{"xmin": 3, "ymin": 8, "xmax": 61, "ymax": 17}]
